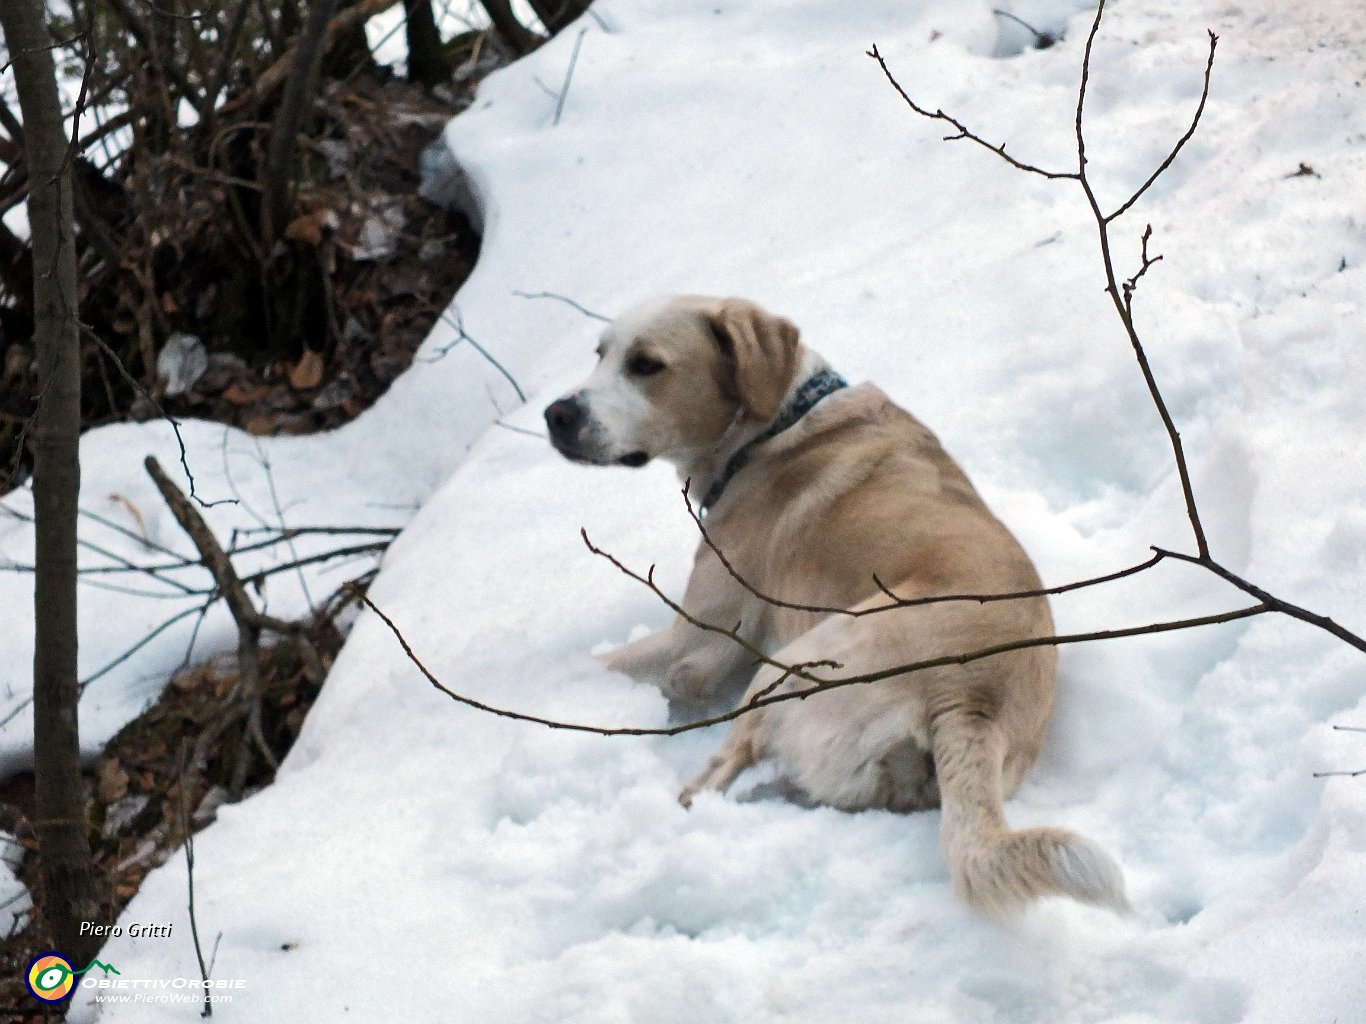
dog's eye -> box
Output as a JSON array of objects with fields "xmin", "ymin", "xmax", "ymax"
[{"xmin": 627, "ymin": 353, "xmax": 666, "ymax": 377}]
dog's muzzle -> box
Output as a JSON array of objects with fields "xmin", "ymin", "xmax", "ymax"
[
  {"xmin": 544, "ymin": 395, "xmax": 648, "ymax": 467},
  {"xmin": 545, "ymin": 396, "xmax": 585, "ymax": 445}
]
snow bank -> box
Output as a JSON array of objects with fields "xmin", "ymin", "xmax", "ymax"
[{"xmin": 5, "ymin": 0, "xmax": 1365, "ymax": 1019}]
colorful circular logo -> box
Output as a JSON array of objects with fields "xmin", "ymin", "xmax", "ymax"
[{"xmin": 26, "ymin": 952, "xmax": 77, "ymax": 1003}]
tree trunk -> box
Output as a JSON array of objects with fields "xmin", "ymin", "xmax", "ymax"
[
  {"xmin": 263, "ymin": 0, "xmax": 342, "ymax": 246},
  {"xmin": 0, "ymin": 0, "xmax": 101, "ymax": 964},
  {"xmin": 526, "ymin": 0, "xmax": 592, "ymax": 35},
  {"xmin": 478, "ymin": 0, "xmax": 540, "ymax": 55},
  {"xmin": 405, "ymin": 0, "xmax": 450, "ymax": 87}
]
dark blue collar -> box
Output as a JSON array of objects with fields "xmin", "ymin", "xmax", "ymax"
[{"xmin": 699, "ymin": 368, "xmax": 848, "ymax": 513}]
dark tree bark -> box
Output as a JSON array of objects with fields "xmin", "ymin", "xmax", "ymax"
[
  {"xmin": 404, "ymin": 0, "xmax": 450, "ymax": 87},
  {"xmin": 478, "ymin": 0, "xmax": 541, "ymax": 55},
  {"xmin": 0, "ymin": 0, "xmax": 101, "ymax": 964},
  {"xmin": 263, "ymin": 0, "xmax": 342, "ymax": 246},
  {"xmin": 526, "ymin": 0, "xmax": 592, "ymax": 35}
]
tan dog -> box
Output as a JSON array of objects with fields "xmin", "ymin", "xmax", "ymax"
[{"xmin": 545, "ymin": 295, "xmax": 1127, "ymax": 915}]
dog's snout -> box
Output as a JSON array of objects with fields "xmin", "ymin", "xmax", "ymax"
[{"xmin": 545, "ymin": 396, "xmax": 585, "ymax": 440}]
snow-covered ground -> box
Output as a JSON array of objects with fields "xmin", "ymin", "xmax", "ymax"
[{"xmin": 2, "ymin": 0, "xmax": 1364, "ymax": 1019}]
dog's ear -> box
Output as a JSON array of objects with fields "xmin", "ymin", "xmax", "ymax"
[{"xmin": 707, "ymin": 299, "xmax": 800, "ymax": 422}]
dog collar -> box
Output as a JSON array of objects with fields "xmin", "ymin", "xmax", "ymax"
[{"xmin": 699, "ymin": 368, "xmax": 849, "ymax": 514}]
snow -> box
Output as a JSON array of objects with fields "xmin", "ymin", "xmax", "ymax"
[{"xmin": 1, "ymin": 0, "xmax": 1364, "ymax": 1019}]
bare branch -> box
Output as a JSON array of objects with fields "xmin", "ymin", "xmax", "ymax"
[
  {"xmin": 477, "ymin": 0, "xmax": 543, "ymax": 55},
  {"xmin": 580, "ymin": 527, "xmax": 833, "ymax": 682},
  {"xmin": 53, "ymin": 11, "xmax": 97, "ymax": 183},
  {"xmin": 144, "ymin": 456, "xmax": 299, "ymax": 636},
  {"xmin": 177, "ymin": 742, "xmax": 214, "ymax": 1017},
  {"xmin": 79, "ymin": 598, "xmax": 215, "ymax": 689},
  {"xmin": 1121, "ymin": 223, "xmax": 1163, "ymax": 311},
  {"xmin": 553, "ymin": 28, "xmax": 588, "ymax": 126},
  {"xmin": 1071, "ymin": 0, "xmax": 1210, "ymax": 558},
  {"xmin": 512, "ymin": 289, "xmax": 611, "ymax": 322},
  {"xmin": 215, "ymin": 0, "xmax": 401, "ymax": 118},
  {"xmin": 991, "ymin": 9, "xmax": 1057, "ymax": 50},
  {"xmin": 1156, "ymin": 548, "xmax": 1366, "ymax": 654},
  {"xmin": 677, "ymin": 482, "xmax": 1167, "ymax": 617},
  {"xmin": 1105, "ymin": 30, "xmax": 1219, "ymax": 224},
  {"xmin": 426, "ymin": 306, "xmax": 526, "ymax": 401},
  {"xmin": 356, "ymin": 583, "xmax": 1270, "ymax": 737},
  {"xmin": 83, "ymin": 328, "xmax": 235, "ymax": 508},
  {"xmin": 866, "ymin": 44, "xmax": 1079, "ymax": 181}
]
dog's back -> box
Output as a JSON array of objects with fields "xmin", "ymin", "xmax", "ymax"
[{"xmin": 693, "ymin": 385, "xmax": 1128, "ymax": 914}]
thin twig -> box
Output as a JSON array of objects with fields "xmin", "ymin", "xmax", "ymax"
[
  {"xmin": 251, "ymin": 438, "xmax": 315, "ymax": 615},
  {"xmin": 512, "ymin": 288, "xmax": 611, "ymax": 322},
  {"xmin": 1105, "ymin": 31, "xmax": 1218, "ymax": 224},
  {"xmin": 991, "ymin": 9, "xmax": 1056, "ymax": 49},
  {"xmin": 492, "ymin": 420, "xmax": 546, "ymax": 440},
  {"xmin": 231, "ymin": 524, "xmax": 402, "ymax": 538},
  {"xmin": 178, "ymin": 742, "xmax": 213, "ymax": 1017},
  {"xmin": 552, "ymin": 28, "xmax": 588, "ymax": 126},
  {"xmin": 1121, "ymin": 224, "xmax": 1163, "ymax": 311},
  {"xmin": 427, "ymin": 306, "xmax": 526, "ymax": 401},
  {"xmin": 84, "ymin": 328, "xmax": 235, "ymax": 508},
  {"xmin": 867, "ymin": 44, "xmax": 1078, "ymax": 181},
  {"xmin": 78, "ymin": 598, "xmax": 216, "ymax": 689},
  {"xmin": 581, "ymin": 529, "xmax": 817, "ymax": 679},
  {"xmin": 54, "ymin": 11, "xmax": 97, "ymax": 182}
]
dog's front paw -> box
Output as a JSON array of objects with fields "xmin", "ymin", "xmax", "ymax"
[
  {"xmin": 597, "ymin": 627, "xmax": 674, "ymax": 682},
  {"xmin": 661, "ymin": 654, "xmax": 718, "ymax": 704}
]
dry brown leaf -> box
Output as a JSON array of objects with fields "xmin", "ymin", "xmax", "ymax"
[
  {"xmin": 288, "ymin": 349, "xmax": 325, "ymax": 390},
  {"xmin": 243, "ymin": 413, "xmax": 278, "ymax": 437},
  {"xmin": 284, "ymin": 207, "xmax": 340, "ymax": 246},
  {"xmin": 280, "ymin": 413, "xmax": 318, "ymax": 435},
  {"xmin": 285, "ymin": 211, "xmax": 324, "ymax": 246},
  {"xmin": 106, "ymin": 493, "xmax": 149, "ymax": 544},
  {"xmin": 223, "ymin": 381, "xmax": 268, "ymax": 406},
  {"xmin": 98, "ymin": 759, "xmax": 130, "ymax": 802}
]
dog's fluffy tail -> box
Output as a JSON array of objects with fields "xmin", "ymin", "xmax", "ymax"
[{"xmin": 931, "ymin": 710, "xmax": 1128, "ymax": 916}]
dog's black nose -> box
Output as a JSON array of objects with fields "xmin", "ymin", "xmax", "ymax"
[{"xmin": 544, "ymin": 397, "xmax": 584, "ymax": 440}]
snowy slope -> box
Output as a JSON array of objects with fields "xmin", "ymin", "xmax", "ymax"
[{"xmin": 7, "ymin": 0, "xmax": 1366, "ymax": 1019}]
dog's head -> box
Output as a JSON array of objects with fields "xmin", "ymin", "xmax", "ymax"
[{"xmin": 544, "ymin": 295, "xmax": 801, "ymax": 468}]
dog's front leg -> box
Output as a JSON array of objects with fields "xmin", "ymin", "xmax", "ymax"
[
  {"xmin": 601, "ymin": 538, "xmax": 758, "ymax": 701},
  {"xmin": 599, "ymin": 626, "xmax": 680, "ymax": 682},
  {"xmin": 602, "ymin": 619, "xmax": 751, "ymax": 704}
]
